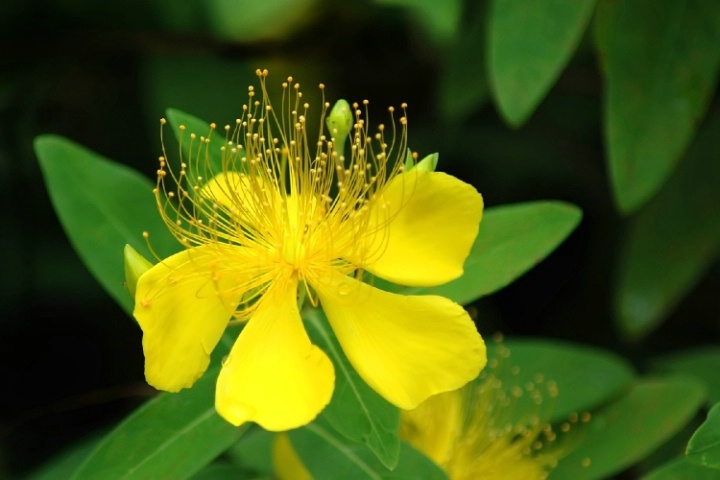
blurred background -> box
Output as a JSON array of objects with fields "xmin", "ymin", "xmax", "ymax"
[{"xmin": 1, "ymin": 0, "xmax": 719, "ymax": 477}]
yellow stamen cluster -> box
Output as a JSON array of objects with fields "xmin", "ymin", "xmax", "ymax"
[{"xmin": 148, "ymin": 69, "xmax": 409, "ymax": 321}]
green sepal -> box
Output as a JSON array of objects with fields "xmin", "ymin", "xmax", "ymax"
[
  {"xmin": 413, "ymin": 152, "xmax": 439, "ymax": 172},
  {"xmin": 404, "ymin": 151, "xmax": 439, "ymax": 173},
  {"xmin": 123, "ymin": 244, "xmax": 153, "ymax": 299}
]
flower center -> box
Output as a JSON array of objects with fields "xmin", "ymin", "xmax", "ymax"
[
  {"xmin": 149, "ymin": 69, "xmax": 410, "ymax": 318},
  {"xmin": 280, "ymin": 233, "xmax": 306, "ymax": 268}
]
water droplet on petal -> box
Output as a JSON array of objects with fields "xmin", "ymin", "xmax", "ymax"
[{"xmin": 338, "ymin": 282, "xmax": 351, "ymax": 295}]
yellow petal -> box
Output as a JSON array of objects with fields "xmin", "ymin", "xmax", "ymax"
[
  {"xmin": 400, "ymin": 389, "xmax": 465, "ymax": 468},
  {"xmin": 215, "ymin": 281, "xmax": 334, "ymax": 431},
  {"xmin": 363, "ymin": 170, "xmax": 483, "ymax": 287},
  {"xmin": 316, "ymin": 272, "xmax": 486, "ymax": 409},
  {"xmin": 273, "ymin": 433, "xmax": 313, "ymax": 480},
  {"xmin": 134, "ymin": 245, "xmax": 245, "ymax": 392}
]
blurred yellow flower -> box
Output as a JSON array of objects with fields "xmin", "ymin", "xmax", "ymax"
[
  {"xmin": 133, "ymin": 70, "xmax": 486, "ymax": 431},
  {"xmin": 401, "ymin": 342, "xmax": 588, "ymax": 480}
]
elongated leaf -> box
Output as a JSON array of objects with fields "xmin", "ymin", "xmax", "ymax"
[
  {"xmin": 488, "ymin": 0, "xmax": 597, "ymax": 126},
  {"xmin": 303, "ymin": 308, "xmax": 400, "ymax": 469},
  {"xmin": 550, "ymin": 376, "xmax": 706, "ymax": 480},
  {"xmin": 643, "ymin": 457, "xmax": 720, "ymax": 480},
  {"xmin": 614, "ymin": 113, "xmax": 720, "ymax": 339},
  {"xmin": 653, "ymin": 347, "xmax": 720, "ymax": 406},
  {"xmin": 35, "ymin": 135, "xmax": 178, "ymax": 315},
  {"xmin": 595, "ymin": 0, "xmax": 720, "ymax": 213},
  {"xmin": 405, "ymin": 201, "xmax": 581, "ymax": 304},
  {"xmin": 71, "ymin": 365, "xmax": 245, "ymax": 480},
  {"xmin": 288, "ymin": 419, "xmax": 447, "ymax": 480},
  {"xmin": 493, "ymin": 338, "xmax": 635, "ymax": 423},
  {"xmin": 687, "ymin": 402, "xmax": 720, "ymax": 469}
]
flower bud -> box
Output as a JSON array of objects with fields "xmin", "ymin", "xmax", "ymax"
[{"xmin": 326, "ymin": 99, "xmax": 353, "ymax": 151}]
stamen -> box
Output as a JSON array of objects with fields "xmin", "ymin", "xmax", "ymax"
[{"xmin": 152, "ymin": 71, "xmax": 410, "ymax": 319}]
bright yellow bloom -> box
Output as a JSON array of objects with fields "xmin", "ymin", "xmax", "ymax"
[{"xmin": 134, "ymin": 69, "xmax": 486, "ymax": 431}]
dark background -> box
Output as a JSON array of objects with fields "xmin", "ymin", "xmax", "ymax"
[{"xmin": 1, "ymin": 0, "xmax": 719, "ymax": 477}]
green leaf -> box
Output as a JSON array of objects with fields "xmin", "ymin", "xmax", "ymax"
[
  {"xmin": 550, "ymin": 376, "xmax": 706, "ymax": 480},
  {"xmin": 303, "ymin": 308, "xmax": 401, "ymax": 469},
  {"xmin": 288, "ymin": 419, "xmax": 448, "ymax": 480},
  {"xmin": 35, "ymin": 135, "xmax": 178, "ymax": 315},
  {"xmin": 614, "ymin": 112, "xmax": 720, "ymax": 339},
  {"xmin": 438, "ymin": 2, "xmax": 489, "ymax": 122},
  {"xmin": 225, "ymin": 427, "xmax": 275, "ymax": 477},
  {"xmin": 405, "ymin": 201, "xmax": 582, "ymax": 304},
  {"xmin": 643, "ymin": 457, "xmax": 720, "ymax": 480},
  {"xmin": 488, "ymin": 0, "xmax": 597, "ymax": 126},
  {"xmin": 71, "ymin": 366, "xmax": 246, "ymax": 480},
  {"xmin": 687, "ymin": 402, "xmax": 720, "ymax": 469},
  {"xmin": 595, "ymin": 0, "xmax": 720, "ymax": 213},
  {"xmin": 653, "ymin": 347, "xmax": 720, "ymax": 406},
  {"xmin": 494, "ymin": 338, "xmax": 635, "ymax": 423},
  {"xmin": 189, "ymin": 462, "xmax": 260, "ymax": 480}
]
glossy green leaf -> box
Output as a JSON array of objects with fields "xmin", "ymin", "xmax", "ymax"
[
  {"xmin": 687, "ymin": 402, "xmax": 720, "ymax": 469},
  {"xmin": 494, "ymin": 338, "xmax": 635, "ymax": 423},
  {"xmin": 595, "ymin": 0, "xmax": 720, "ymax": 213},
  {"xmin": 438, "ymin": 3, "xmax": 488, "ymax": 122},
  {"xmin": 35, "ymin": 135, "xmax": 178, "ymax": 315},
  {"xmin": 406, "ymin": 201, "xmax": 582, "ymax": 304},
  {"xmin": 653, "ymin": 347, "xmax": 720, "ymax": 406},
  {"xmin": 303, "ymin": 308, "xmax": 401, "ymax": 469},
  {"xmin": 71, "ymin": 365, "xmax": 245, "ymax": 480},
  {"xmin": 550, "ymin": 376, "xmax": 706, "ymax": 480},
  {"xmin": 188, "ymin": 462, "xmax": 259, "ymax": 480},
  {"xmin": 225, "ymin": 428, "xmax": 275, "ymax": 477},
  {"xmin": 488, "ymin": 0, "xmax": 597, "ymax": 126},
  {"xmin": 614, "ymin": 113, "xmax": 720, "ymax": 339},
  {"xmin": 643, "ymin": 457, "xmax": 720, "ymax": 480},
  {"xmin": 288, "ymin": 419, "xmax": 448, "ymax": 480}
]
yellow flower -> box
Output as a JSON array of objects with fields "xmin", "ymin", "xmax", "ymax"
[
  {"xmin": 401, "ymin": 343, "xmax": 587, "ymax": 480},
  {"xmin": 134, "ymin": 69, "xmax": 486, "ymax": 431}
]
